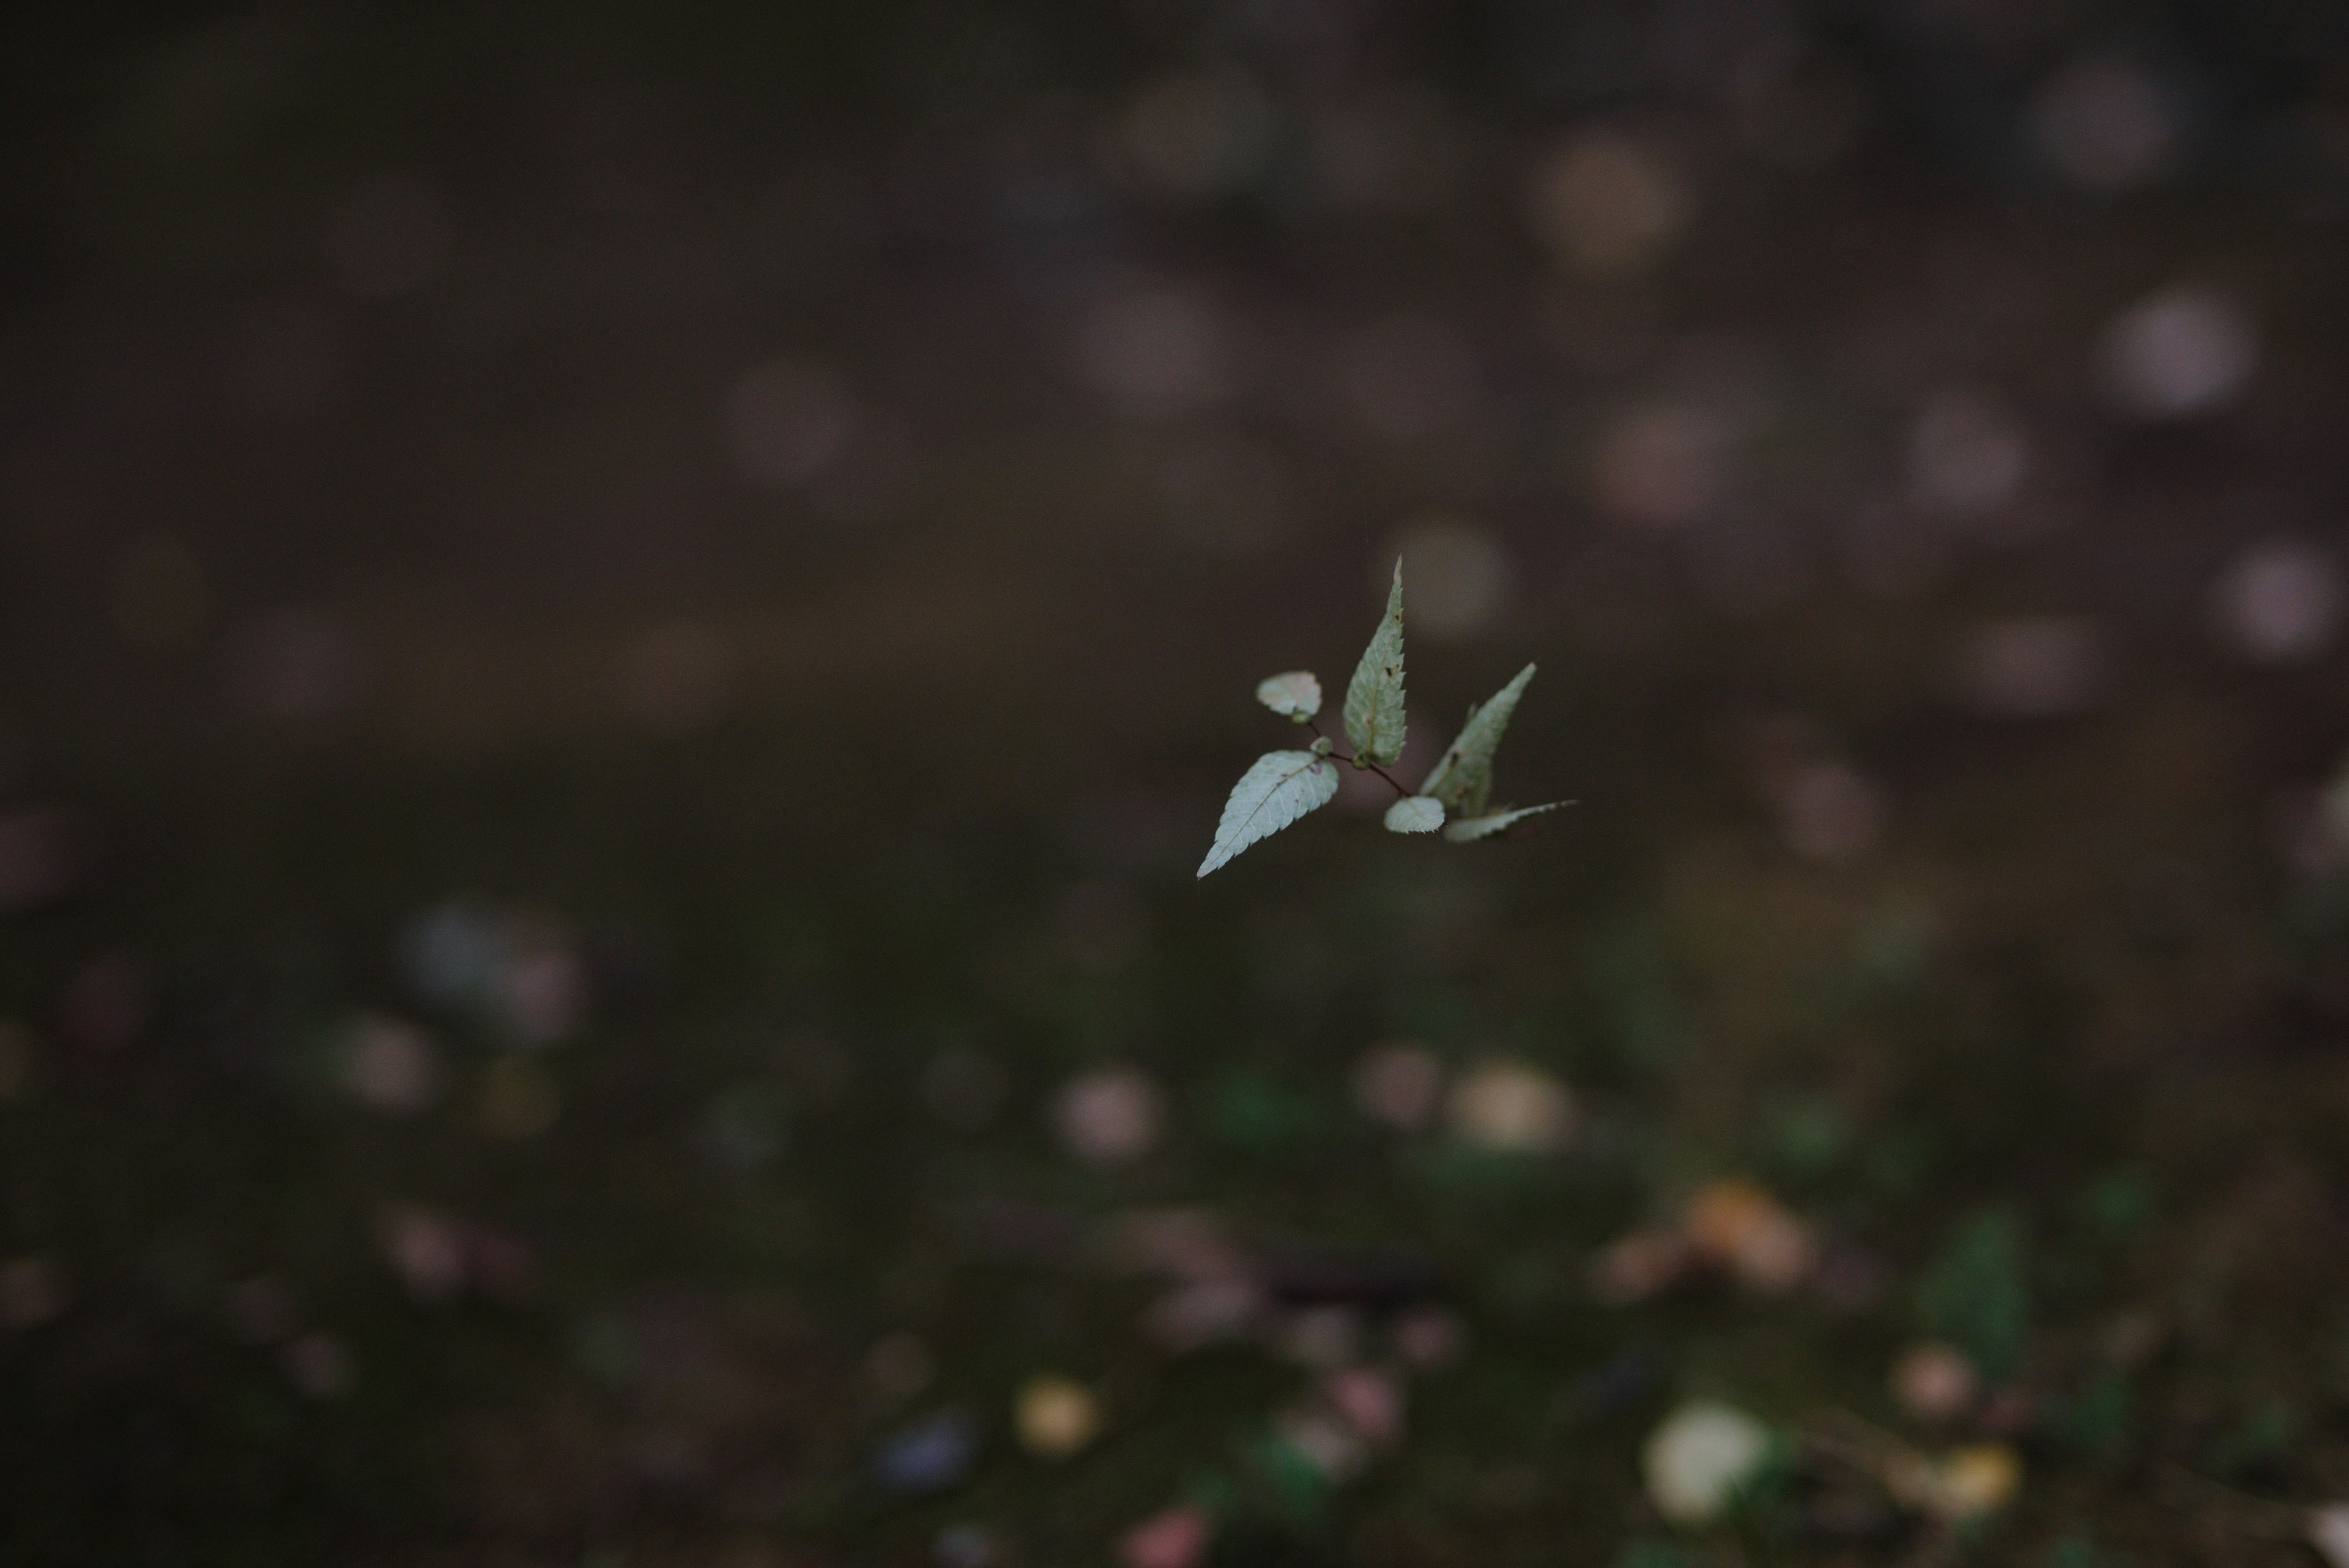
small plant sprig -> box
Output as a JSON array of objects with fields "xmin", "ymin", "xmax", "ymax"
[{"xmin": 1198, "ymin": 561, "xmax": 1572, "ymax": 877}]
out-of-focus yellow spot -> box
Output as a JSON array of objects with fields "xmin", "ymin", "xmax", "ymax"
[
  {"xmin": 1444, "ymin": 1059, "xmax": 1575, "ymax": 1153},
  {"xmin": 1890, "ymin": 1442, "xmax": 2021, "ymax": 1522},
  {"xmin": 1935, "ymin": 1444, "xmax": 2021, "ymax": 1518},
  {"xmin": 1015, "ymin": 1374, "xmax": 1099, "ymax": 1460}
]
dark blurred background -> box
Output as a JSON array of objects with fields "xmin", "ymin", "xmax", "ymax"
[{"xmin": 6, "ymin": 2, "xmax": 2349, "ymax": 1564}]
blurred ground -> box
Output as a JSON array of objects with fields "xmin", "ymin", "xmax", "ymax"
[{"xmin": 6, "ymin": 2, "xmax": 2349, "ymax": 1564}]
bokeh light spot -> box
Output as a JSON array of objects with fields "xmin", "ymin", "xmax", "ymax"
[
  {"xmin": 1524, "ymin": 131, "xmax": 1693, "ymax": 280},
  {"xmin": 2098, "ymin": 284, "xmax": 2257, "ymax": 421}
]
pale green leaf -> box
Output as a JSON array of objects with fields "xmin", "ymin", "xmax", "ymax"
[
  {"xmin": 1255, "ymin": 671, "xmax": 1323, "ymax": 720},
  {"xmin": 1197, "ymin": 750, "xmax": 1342, "ymax": 877},
  {"xmin": 1384, "ymin": 797, "xmax": 1444, "ymax": 834},
  {"xmin": 1419, "ymin": 663, "xmax": 1535, "ymax": 816},
  {"xmin": 1442, "ymin": 801, "xmax": 1570, "ymax": 842},
  {"xmin": 1342, "ymin": 560, "xmax": 1408, "ymax": 765}
]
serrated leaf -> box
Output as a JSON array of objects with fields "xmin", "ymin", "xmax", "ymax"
[
  {"xmin": 1442, "ymin": 801, "xmax": 1570, "ymax": 842},
  {"xmin": 1419, "ymin": 663, "xmax": 1535, "ymax": 817},
  {"xmin": 1198, "ymin": 751, "xmax": 1342, "ymax": 877},
  {"xmin": 1255, "ymin": 671, "xmax": 1323, "ymax": 720},
  {"xmin": 1342, "ymin": 560, "xmax": 1407, "ymax": 766},
  {"xmin": 1384, "ymin": 797, "xmax": 1444, "ymax": 834}
]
